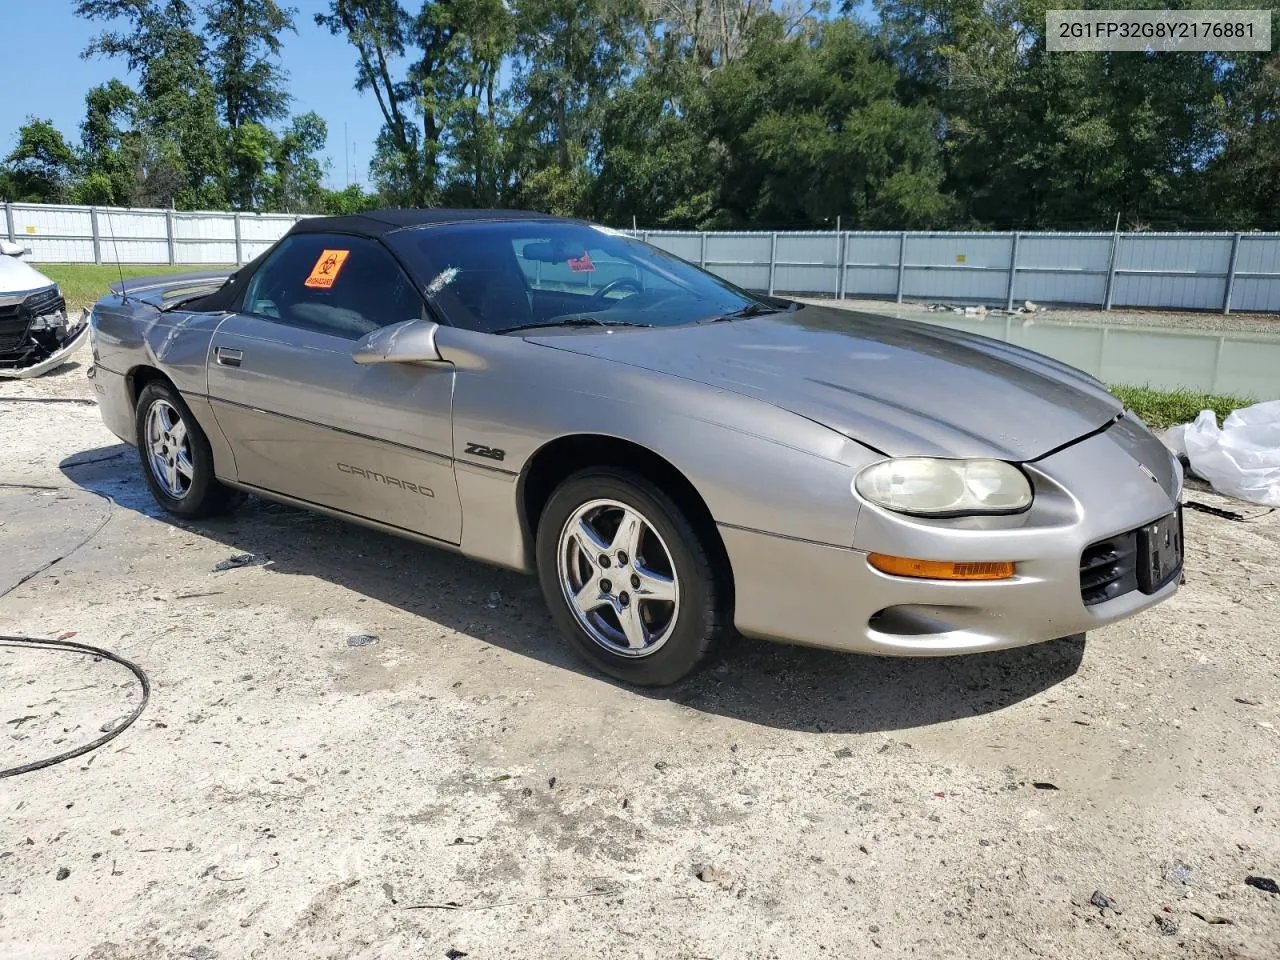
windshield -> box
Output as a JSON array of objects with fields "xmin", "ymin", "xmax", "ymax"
[{"xmin": 384, "ymin": 220, "xmax": 769, "ymax": 333}]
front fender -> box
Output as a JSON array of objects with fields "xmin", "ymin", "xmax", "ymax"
[{"xmin": 441, "ymin": 327, "xmax": 876, "ymax": 569}]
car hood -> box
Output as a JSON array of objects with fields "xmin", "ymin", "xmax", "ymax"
[
  {"xmin": 528, "ymin": 304, "xmax": 1123, "ymax": 461},
  {"xmin": 0, "ymin": 254, "xmax": 55, "ymax": 297}
]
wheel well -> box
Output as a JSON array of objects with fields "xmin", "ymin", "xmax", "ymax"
[
  {"xmin": 520, "ymin": 434, "xmax": 735, "ymax": 600},
  {"xmin": 126, "ymin": 366, "xmax": 174, "ymax": 410}
]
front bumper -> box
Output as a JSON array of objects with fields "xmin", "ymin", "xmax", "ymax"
[
  {"xmin": 0, "ymin": 318, "xmax": 89, "ymax": 379},
  {"xmin": 86, "ymin": 361, "xmax": 136, "ymax": 444},
  {"xmin": 722, "ymin": 420, "xmax": 1183, "ymax": 656},
  {"xmin": 0, "ymin": 295, "xmax": 87, "ymax": 378}
]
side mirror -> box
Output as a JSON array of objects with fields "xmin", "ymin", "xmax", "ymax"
[
  {"xmin": 0, "ymin": 240, "xmax": 27, "ymax": 258},
  {"xmin": 352, "ymin": 318, "xmax": 444, "ymax": 365}
]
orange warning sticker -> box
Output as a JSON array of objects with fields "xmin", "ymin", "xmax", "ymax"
[{"xmin": 304, "ymin": 249, "xmax": 350, "ymax": 289}]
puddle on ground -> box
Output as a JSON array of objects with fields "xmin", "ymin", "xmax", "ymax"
[{"xmin": 915, "ymin": 313, "xmax": 1280, "ymax": 400}]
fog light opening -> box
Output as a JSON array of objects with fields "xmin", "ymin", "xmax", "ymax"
[
  {"xmin": 869, "ymin": 606, "xmax": 956, "ymax": 637},
  {"xmin": 868, "ymin": 554, "xmax": 1015, "ymax": 581}
]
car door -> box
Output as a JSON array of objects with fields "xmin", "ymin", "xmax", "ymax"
[{"xmin": 205, "ymin": 231, "xmax": 462, "ymax": 545}]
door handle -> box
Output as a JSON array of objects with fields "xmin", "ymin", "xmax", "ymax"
[{"xmin": 215, "ymin": 346, "xmax": 243, "ymax": 367}]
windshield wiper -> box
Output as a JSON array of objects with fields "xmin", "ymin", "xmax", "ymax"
[
  {"xmin": 493, "ymin": 316, "xmax": 652, "ymax": 334},
  {"xmin": 697, "ymin": 302, "xmax": 784, "ymax": 323}
]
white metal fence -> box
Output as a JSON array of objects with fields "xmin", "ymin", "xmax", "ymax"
[
  {"xmin": 3, "ymin": 201, "xmax": 306, "ymax": 267},
  {"xmin": 637, "ymin": 229, "xmax": 1280, "ymax": 314},
  {"xmin": 6, "ymin": 202, "xmax": 1279, "ymax": 313}
]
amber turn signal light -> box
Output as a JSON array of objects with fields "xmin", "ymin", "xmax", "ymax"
[{"xmin": 867, "ymin": 554, "xmax": 1015, "ymax": 581}]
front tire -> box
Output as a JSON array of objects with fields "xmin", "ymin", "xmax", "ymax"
[
  {"xmin": 536, "ymin": 468, "xmax": 729, "ymax": 686},
  {"xmin": 134, "ymin": 381, "xmax": 240, "ymax": 519}
]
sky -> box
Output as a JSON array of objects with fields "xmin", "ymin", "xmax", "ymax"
[{"xmin": 1, "ymin": 0, "xmax": 384, "ymax": 190}]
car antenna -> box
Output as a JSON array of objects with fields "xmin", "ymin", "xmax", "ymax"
[{"xmin": 103, "ymin": 209, "xmax": 128, "ymax": 303}]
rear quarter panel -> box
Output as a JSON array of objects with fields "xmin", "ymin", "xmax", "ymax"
[{"xmin": 91, "ymin": 297, "xmax": 229, "ymax": 461}]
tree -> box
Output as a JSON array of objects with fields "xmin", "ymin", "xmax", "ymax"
[
  {"xmin": 644, "ymin": 0, "xmax": 767, "ymax": 71},
  {"xmin": 225, "ymin": 121, "xmax": 275, "ymax": 209},
  {"xmin": 872, "ymin": 0, "xmax": 1224, "ymax": 228},
  {"xmin": 77, "ymin": 0, "xmax": 200, "ymax": 68},
  {"xmin": 268, "ymin": 112, "xmax": 330, "ymax": 211},
  {"xmin": 203, "ymin": 0, "xmax": 299, "ymax": 208},
  {"xmin": 18, "ymin": 0, "xmax": 1267, "ymax": 230},
  {"xmin": 703, "ymin": 15, "xmax": 951, "ymax": 227},
  {"xmin": 1195, "ymin": 20, "xmax": 1280, "ymax": 230},
  {"xmin": 317, "ymin": 0, "xmax": 439, "ymax": 205},
  {"xmin": 590, "ymin": 56, "xmax": 720, "ymax": 226},
  {"xmin": 76, "ymin": 0, "xmax": 322, "ymax": 210},
  {"xmin": 1, "ymin": 119, "xmax": 81, "ymax": 202},
  {"xmin": 78, "ymin": 0, "xmax": 228, "ymax": 207},
  {"xmin": 434, "ymin": 0, "xmax": 516, "ymax": 208},
  {"xmin": 318, "ymin": 183, "xmax": 381, "ymax": 214},
  {"xmin": 202, "ymin": 0, "xmax": 297, "ymax": 130},
  {"xmin": 319, "ymin": 0, "xmax": 531, "ymax": 208},
  {"xmin": 507, "ymin": 0, "xmax": 643, "ymax": 214},
  {"xmin": 77, "ymin": 80, "xmax": 143, "ymax": 205},
  {"xmin": 644, "ymin": 0, "xmax": 817, "ymax": 73}
]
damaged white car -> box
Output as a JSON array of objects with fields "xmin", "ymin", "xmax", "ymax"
[{"xmin": 0, "ymin": 240, "xmax": 89, "ymax": 378}]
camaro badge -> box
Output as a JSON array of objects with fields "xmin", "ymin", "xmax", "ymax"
[
  {"xmin": 1138, "ymin": 463, "xmax": 1159, "ymax": 483},
  {"xmin": 336, "ymin": 462, "xmax": 433, "ymax": 497}
]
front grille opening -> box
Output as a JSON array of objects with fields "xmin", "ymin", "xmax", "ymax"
[
  {"xmin": 0, "ymin": 290, "xmax": 65, "ymax": 360},
  {"xmin": 0, "ymin": 314, "xmax": 31, "ymax": 354},
  {"xmin": 1080, "ymin": 533, "xmax": 1139, "ymax": 606},
  {"xmin": 25, "ymin": 288, "xmax": 63, "ymax": 313}
]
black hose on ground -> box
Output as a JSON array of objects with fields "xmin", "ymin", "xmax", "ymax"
[
  {"xmin": 0, "ymin": 481, "xmax": 150, "ymax": 778},
  {"xmin": 0, "ymin": 634, "xmax": 150, "ymax": 779}
]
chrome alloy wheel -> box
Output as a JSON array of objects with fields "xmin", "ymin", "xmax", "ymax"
[
  {"xmin": 144, "ymin": 399, "xmax": 194, "ymax": 499},
  {"xmin": 556, "ymin": 498, "xmax": 680, "ymax": 657}
]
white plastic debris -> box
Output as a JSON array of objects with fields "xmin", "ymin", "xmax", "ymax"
[
  {"xmin": 1164, "ymin": 400, "xmax": 1280, "ymax": 506},
  {"xmin": 1163, "ymin": 423, "xmax": 1190, "ymax": 459}
]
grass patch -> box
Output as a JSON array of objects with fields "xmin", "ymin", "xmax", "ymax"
[
  {"xmin": 38, "ymin": 263, "xmax": 234, "ymax": 312},
  {"xmin": 1109, "ymin": 384, "xmax": 1254, "ymax": 431}
]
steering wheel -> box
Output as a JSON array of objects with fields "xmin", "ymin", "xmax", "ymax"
[{"xmin": 592, "ymin": 277, "xmax": 644, "ymax": 301}]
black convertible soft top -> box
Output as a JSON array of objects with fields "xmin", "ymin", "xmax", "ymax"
[
  {"xmin": 187, "ymin": 208, "xmax": 570, "ymax": 311},
  {"xmin": 290, "ymin": 207, "xmax": 569, "ymax": 239}
]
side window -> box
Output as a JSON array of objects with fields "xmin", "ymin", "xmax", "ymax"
[{"xmin": 242, "ymin": 234, "xmax": 423, "ymax": 339}]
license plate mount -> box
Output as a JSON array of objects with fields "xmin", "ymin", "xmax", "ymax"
[{"xmin": 1137, "ymin": 507, "xmax": 1183, "ymax": 594}]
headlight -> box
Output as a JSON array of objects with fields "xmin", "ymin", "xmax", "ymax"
[
  {"xmin": 28, "ymin": 310, "xmax": 66, "ymax": 331},
  {"xmin": 28, "ymin": 316, "xmax": 60, "ymax": 335},
  {"xmin": 854, "ymin": 458, "xmax": 1032, "ymax": 516}
]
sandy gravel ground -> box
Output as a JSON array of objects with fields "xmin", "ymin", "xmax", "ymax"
[{"xmin": 2, "ymin": 360, "xmax": 1279, "ymax": 960}]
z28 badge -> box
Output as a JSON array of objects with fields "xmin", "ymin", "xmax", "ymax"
[{"xmin": 464, "ymin": 443, "xmax": 506, "ymax": 462}]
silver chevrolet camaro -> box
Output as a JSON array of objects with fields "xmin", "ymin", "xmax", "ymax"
[{"xmin": 86, "ymin": 210, "xmax": 1184, "ymax": 685}]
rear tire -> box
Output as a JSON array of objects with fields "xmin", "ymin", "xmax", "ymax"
[
  {"xmin": 134, "ymin": 380, "xmax": 241, "ymax": 519},
  {"xmin": 535, "ymin": 468, "xmax": 729, "ymax": 686}
]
